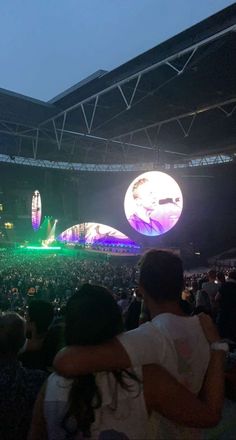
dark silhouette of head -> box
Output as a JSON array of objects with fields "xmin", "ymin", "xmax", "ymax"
[
  {"xmin": 208, "ymin": 269, "xmax": 216, "ymax": 282},
  {"xmin": 65, "ymin": 284, "xmax": 124, "ymax": 346},
  {"xmin": 62, "ymin": 284, "xmax": 125, "ymax": 437},
  {"xmin": 28, "ymin": 300, "xmax": 54, "ymax": 335},
  {"xmin": 139, "ymin": 249, "xmax": 184, "ymax": 302},
  {"xmin": 0, "ymin": 312, "xmax": 25, "ymax": 357},
  {"xmin": 217, "ymin": 271, "xmax": 225, "ymax": 284}
]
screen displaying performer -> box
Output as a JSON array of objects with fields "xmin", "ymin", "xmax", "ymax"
[
  {"xmin": 31, "ymin": 190, "xmax": 42, "ymax": 231},
  {"xmin": 124, "ymin": 171, "xmax": 183, "ymax": 236},
  {"xmin": 58, "ymin": 223, "xmax": 140, "ymax": 248}
]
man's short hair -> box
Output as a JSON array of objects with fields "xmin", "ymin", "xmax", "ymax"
[
  {"xmin": 132, "ymin": 178, "xmax": 148, "ymax": 200},
  {"xmin": 208, "ymin": 269, "xmax": 216, "ymax": 280},
  {"xmin": 0, "ymin": 312, "xmax": 25, "ymax": 355},
  {"xmin": 28, "ymin": 300, "xmax": 54, "ymax": 334},
  {"xmin": 139, "ymin": 249, "xmax": 184, "ymax": 302}
]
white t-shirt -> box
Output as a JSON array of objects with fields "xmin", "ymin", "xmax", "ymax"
[
  {"xmin": 118, "ymin": 313, "xmax": 210, "ymax": 439},
  {"xmin": 44, "ymin": 369, "xmax": 149, "ymax": 440}
]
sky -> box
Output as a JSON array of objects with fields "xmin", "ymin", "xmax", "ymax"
[{"xmin": 0, "ymin": 0, "xmax": 235, "ymax": 101}]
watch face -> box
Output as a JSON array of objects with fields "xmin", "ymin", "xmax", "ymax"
[
  {"xmin": 124, "ymin": 171, "xmax": 183, "ymax": 236},
  {"xmin": 211, "ymin": 342, "xmax": 229, "ymax": 352}
]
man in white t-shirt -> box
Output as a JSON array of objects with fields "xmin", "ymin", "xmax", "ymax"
[
  {"xmin": 55, "ymin": 250, "xmax": 210, "ymax": 438},
  {"xmin": 117, "ymin": 250, "xmax": 210, "ymax": 438},
  {"xmin": 118, "ymin": 251, "xmax": 209, "ymax": 387}
]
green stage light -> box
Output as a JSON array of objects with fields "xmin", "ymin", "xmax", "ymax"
[{"xmin": 26, "ymin": 246, "xmax": 61, "ymax": 250}]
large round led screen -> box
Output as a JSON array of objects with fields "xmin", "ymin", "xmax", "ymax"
[{"xmin": 124, "ymin": 171, "xmax": 183, "ymax": 236}]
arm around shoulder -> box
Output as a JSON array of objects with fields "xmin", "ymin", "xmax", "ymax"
[
  {"xmin": 53, "ymin": 338, "xmax": 131, "ymax": 377},
  {"xmin": 143, "ymin": 351, "xmax": 225, "ymax": 429},
  {"xmin": 28, "ymin": 382, "xmax": 48, "ymax": 440}
]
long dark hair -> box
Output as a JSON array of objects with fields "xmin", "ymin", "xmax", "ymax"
[{"xmin": 62, "ymin": 284, "xmax": 138, "ymax": 437}]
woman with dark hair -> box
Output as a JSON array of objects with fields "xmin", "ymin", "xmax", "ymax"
[
  {"xmin": 61, "ymin": 285, "xmax": 136, "ymax": 437},
  {"xmin": 29, "ymin": 284, "xmax": 225, "ymax": 439}
]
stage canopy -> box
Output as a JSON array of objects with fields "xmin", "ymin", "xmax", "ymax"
[{"xmin": 0, "ymin": 4, "xmax": 236, "ymax": 171}]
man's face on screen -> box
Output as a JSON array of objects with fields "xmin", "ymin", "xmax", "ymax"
[{"xmin": 135, "ymin": 182, "xmax": 159, "ymax": 212}]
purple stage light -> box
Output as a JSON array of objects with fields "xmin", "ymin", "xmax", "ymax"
[
  {"xmin": 31, "ymin": 190, "xmax": 42, "ymax": 231},
  {"xmin": 57, "ymin": 222, "xmax": 140, "ymax": 249}
]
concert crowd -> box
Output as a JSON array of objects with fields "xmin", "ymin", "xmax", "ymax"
[{"xmin": 0, "ymin": 250, "xmax": 235, "ymax": 439}]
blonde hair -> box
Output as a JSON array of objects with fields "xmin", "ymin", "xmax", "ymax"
[{"xmin": 132, "ymin": 178, "xmax": 149, "ymax": 200}]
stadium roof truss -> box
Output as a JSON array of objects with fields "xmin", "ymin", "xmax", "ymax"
[{"xmin": 0, "ymin": 4, "xmax": 236, "ymax": 171}]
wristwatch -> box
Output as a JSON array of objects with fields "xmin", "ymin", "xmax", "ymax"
[{"xmin": 210, "ymin": 341, "xmax": 229, "ymax": 353}]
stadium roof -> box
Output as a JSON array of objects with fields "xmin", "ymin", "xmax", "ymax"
[{"xmin": 0, "ymin": 3, "xmax": 236, "ymax": 170}]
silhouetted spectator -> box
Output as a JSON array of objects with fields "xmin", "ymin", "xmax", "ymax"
[
  {"xmin": 20, "ymin": 299, "xmax": 54, "ymax": 370},
  {"xmin": 217, "ymin": 271, "xmax": 236, "ymax": 342},
  {"xmin": 0, "ymin": 312, "xmax": 46, "ymax": 440}
]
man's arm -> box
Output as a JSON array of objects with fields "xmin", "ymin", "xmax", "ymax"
[
  {"xmin": 54, "ymin": 338, "xmax": 131, "ymax": 377},
  {"xmin": 198, "ymin": 350, "xmax": 225, "ymax": 420},
  {"xmin": 143, "ymin": 314, "xmax": 226, "ymax": 428},
  {"xmin": 198, "ymin": 313, "xmax": 225, "ymax": 418},
  {"xmin": 144, "ymin": 314, "xmax": 225, "ymax": 428},
  {"xmin": 28, "ymin": 383, "xmax": 48, "ymax": 440},
  {"xmin": 143, "ymin": 351, "xmax": 225, "ymax": 428},
  {"xmin": 54, "ymin": 323, "xmax": 166, "ymax": 377}
]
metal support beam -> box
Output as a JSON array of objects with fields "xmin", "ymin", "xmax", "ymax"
[
  {"xmin": 118, "ymin": 74, "xmax": 141, "ymax": 110},
  {"xmin": 0, "ymin": 127, "xmax": 37, "ymax": 141},
  {"xmin": 176, "ymin": 114, "xmax": 197, "ymax": 137},
  {"xmin": 38, "ymin": 23, "xmax": 236, "ymax": 129},
  {"xmin": 52, "ymin": 120, "xmax": 61, "ymax": 150},
  {"xmin": 0, "ymin": 152, "xmax": 234, "ymax": 172},
  {"xmin": 218, "ymin": 105, "xmax": 236, "ymax": 117},
  {"xmin": 0, "ymin": 96, "xmax": 235, "ymax": 159},
  {"xmin": 52, "ymin": 114, "xmax": 69, "ymax": 151},
  {"xmin": 32, "ymin": 129, "xmax": 39, "ymax": 159},
  {"xmin": 91, "ymin": 72, "xmax": 179, "ymax": 133},
  {"xmin": 118, "ymin": 85, "xmax": 130, "ymax": 109},
  {"xmin": 144, "ymin": 128, "xmax": 155, "ymax": 148},
  {"xmin": 111, "ymin": 96, "xmax": 236, "ymax": 142},
  {"xmin": 0, "ymin": 121, "xmax": 16, "ymax": 133},
  {"xmin": 0, "ymin": 118, "xmax": 38, "ymax": 134},
  {"xmin": 55, "ymin": 127, "xmax": 154, "ymax": 150},
  {"xmin": 58, "ymin": 112, "xmax": 67, "ymax": 148},
  {"xmin": 165, "ymin": 62, "xmax": 181, "ymax": 74},
  {"xmin": 81, "ymin": 95, "xmax": 99, "ymax": 134},
  {"xmin": 165, "ymin": 47, "xmax": 197, "ymax": 75}
]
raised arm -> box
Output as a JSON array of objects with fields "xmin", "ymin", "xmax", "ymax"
[{"xmin": 54, "ymin": 338, "xmax": 131, "ymax": 377}]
